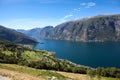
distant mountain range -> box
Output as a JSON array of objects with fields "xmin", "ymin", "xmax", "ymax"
[
  {"xmin": 18, "ymin": 14, "xmax": 120, "ymax": 42},
  {"xmin": 17, "ymin": 26, "xmax": 53, "ymax": 38},
  {"xmin": 0, "ymin": 25, "xmax": 38, "ymax": 44}
]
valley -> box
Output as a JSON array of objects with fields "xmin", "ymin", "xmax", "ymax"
[{"xmin": 1, "ymin": 0, "xmax": 120, "ymax": 79}]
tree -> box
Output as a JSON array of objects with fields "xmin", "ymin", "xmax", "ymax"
[
  {"xmin": 87, "ymin": 69, "xmax": 96, "ymax": 80},
  {"xmin": 72, "ymin": 67, "xmax": 78, "ymax": 73},
  {"xmin": 109, "ymin": 67, "xmax": 117, "ymax": 77},
  {"xmin": 116, "ymin": 73, "xmax": 120, "ymax": 78},
  {"xmin": 96, "ymin": 74, "xmax": 101, "ymax": 80}
]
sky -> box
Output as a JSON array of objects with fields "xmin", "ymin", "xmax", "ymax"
[{"xmin": 0, "ymin": 0, "xmax": 120, "ymax": 30}]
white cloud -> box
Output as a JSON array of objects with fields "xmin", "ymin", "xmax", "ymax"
[
  {"xmin": 87, "ymin": 2, "xmax": 96, "ymax": 8},
  {"xmin": 60, "ymin": 14, "xmax": 73, "ymax": 22},
  {"xmin": 80, "ymin": 2, "xmax": 96, "ymax": 8},
  {"xmin": 80, "ymin": 3, "xmax": 86, "ymax": 6},
  {"xmin": 64, "ymin": 14, "xmax": 73, "ymax": 19},
  {"xmin": 74, "ymin": 8, "xmax": 80, "ymax": 11}
]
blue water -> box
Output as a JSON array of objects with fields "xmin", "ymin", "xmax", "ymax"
[{"xmin": 34, "ymin": 38, "xmax": 120, "ymax": 68}]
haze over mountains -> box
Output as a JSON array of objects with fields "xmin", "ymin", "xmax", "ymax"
[
  {"xmin": 17, "ymin": 26, "xmax": 53, "ymax": 38},
  {"xmin": 18, "ymin": 14, "xmax": 120, "ymax": 42}
]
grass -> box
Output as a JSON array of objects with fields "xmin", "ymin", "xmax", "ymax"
[
  {"xmin": 0, "ymin": 63, "xmax": 69, "ymax": 80},
  {"xmin": 57, "ymin": 71, "xmax": 120, "ymax": 80},
  {"xmin": 22, "ymin": 51, "xmax": 43, "ymax": 60},
  {"xmin": 0, "ymin": 63, "xmax": 119, "ymax": 80},
  {"xmin": 102, "ymin": 77, "xmax": 120, "ymax": 80}
]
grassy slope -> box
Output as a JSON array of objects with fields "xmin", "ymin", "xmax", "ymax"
[
  {"xmin": 0, "ymin": 63, "xmax": 69, "ymax": 80},
  {"xmin": 0, "ymin": 63, "xmax": 118, "ymax": 80}
]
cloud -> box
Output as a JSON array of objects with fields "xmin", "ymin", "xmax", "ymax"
[
  {"xmin": 80, "ymin": 3, "xmax": 86, "ymax": 6},
  {"xmin": 74, "ymin": 8, "xmax": 80, "ymax": 11},
  {"xmin": 60, "ymin": 14, "xmax": 73, "ymax": 22},
  {"xmin": 80, "ymin": 2, "xmax": 96, "ymax": 8},
  {"xmin": 64, "ymin": 14, "xmax": 73, "ymax": 19}
]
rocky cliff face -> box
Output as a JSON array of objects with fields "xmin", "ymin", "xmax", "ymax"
[
  {"xmin": 17, "ymin": 14, "xmax": 120, "ymax": 42},
  {"xmin": 40, "ymin": 14, "xmax": 120, "ymax": 42},
  {"xmin": 39, "ymin": 26, "xmax": 53, "ymax": 38}
]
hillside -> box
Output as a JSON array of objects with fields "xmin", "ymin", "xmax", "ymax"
[
  {"xmin": 0, "ymin": 39, "xmax": 120, "ymax": 79},
  {"xmin": 0, "ymin": 63, "xmax": 68, "ymax": 80},
  {"xmin": 0, "ymin": 25, "xmax": 38, "ymax": 44},
  {"xmin": 0, "ymin": 63, "xmax": 118, "ymax": 80},
  {"xmin": 19, "ymin": 14, "xmax": 120, "ymax": 42},
  {"xmin": 40, "ymin": 14, "xmax": 120, "ymax": 42},
  {"xmin": 0, "ymin": 39, "xmax": 88, "ymax": 73}
]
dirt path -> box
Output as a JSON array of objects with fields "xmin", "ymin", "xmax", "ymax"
[
  {"xmin": 0, "ymin": 69, "xmax": 45, "ymax": 80},
  {"xmin": 56, "ymin": 71, "xmax": 88, "ymax": 80}
]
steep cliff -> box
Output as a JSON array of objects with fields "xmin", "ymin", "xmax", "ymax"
[
  {"xmin": 17, "ymin": 14, "xmax": 120, "ymax": 42},
  {"xmin": 41, "ymin": 14, "xmax": 120, "ymax": 42}
]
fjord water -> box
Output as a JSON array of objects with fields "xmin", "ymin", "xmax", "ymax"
[{"xmin": 34, "ymin": 38, "xmax": 120, "ymax": 68}]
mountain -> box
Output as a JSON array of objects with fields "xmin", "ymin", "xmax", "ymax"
[
  {"xmin": 17, "ymin": 14, "xmax": 120, "ymax": 42},
  {"xmin": 0, "ymin": 25, "xmax": 38, "ymax": 44},
  {"xmin": 17, "ymin": 26, "xmax": 53, "ymax": 38},
  {"xmin": 39, "ymin": 14, "xmax": 120, "ymax": 42},
  {"xmin": 39, "ymin": 26, "xmax": 54, "ymax": 38},
  {"xmin": 17, "ymin": 28, "xmax": 41, "ymax": 38}
]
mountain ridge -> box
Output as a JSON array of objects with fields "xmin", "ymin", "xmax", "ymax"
[
  {"xmin": 0, "ymin": 25, "xmax": 38, "ymax": 44},
  {"xmin": 17, "ymin": 14, "xmax": 120, "ymax": 42},
  {"xmin": 17, "ymin": 26, "xmax": 53, "ymax": 38}
]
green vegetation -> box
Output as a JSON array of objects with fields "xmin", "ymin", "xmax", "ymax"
[
  {"xmin": 96, "ymin": 67, "xmax": 120, "ymax": 78},
  {"xmin": 0, "ymin": 63, "xmax": 118, "ymax": 80},
  {"xmin": 0, "ymin": 39, "xmax": 120, "ymax": 80},
  {"xmin": 0, "ymin": 63, "xmax": 69, "ymax": 80},
  {"xmin": 87, "ymin": 69, "xmax": 96, "ymax": 80},
  {"xmin": 86, "ymin": 68, "xmax": 120, "ymax": 80},
  {"xmin": 0, "ymin": 39, "xmax": 88, "ymax": 72},
  {"xmin": 0, "ymin": 25, "xmax": 38, "ymax": 44}
]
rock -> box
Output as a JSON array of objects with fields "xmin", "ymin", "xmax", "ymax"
[{"xmin": 0, "ymin": 76, "xmax": 11, "ymax": 80}]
